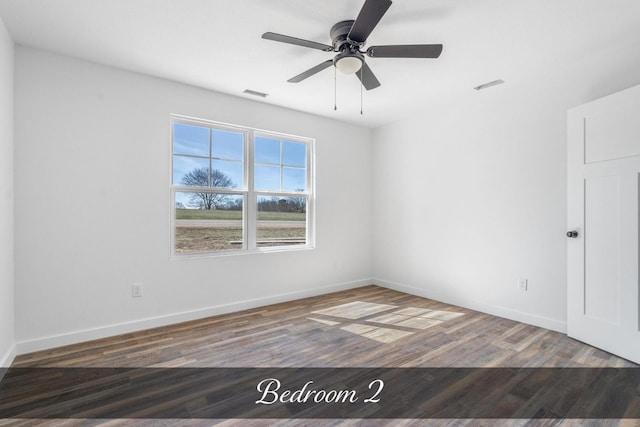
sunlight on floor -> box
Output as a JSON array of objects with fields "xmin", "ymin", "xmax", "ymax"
[
  {"xmin": 308, "ymin": 301, "xmax": 465, "ymax": 344},
  {"xmin": 310, "ymin": 301, "xmax": 398, "ymax": 319}
]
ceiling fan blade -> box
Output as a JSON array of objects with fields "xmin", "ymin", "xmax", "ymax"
[
  {"xmin": 348, "ymin": 0, "xmax": 393, "ymax": 44},
  {"xmin": 262, "ymin": 32, "xmax": 333, "ymax": 52},
  {"xmin": 288, "ymin": 60, "xmax": 334, "ymax": 83},
  {"xmin": 367, "ymin": 44, "xmax": 443, "ymax": 58},
  {"xmin": 355, "ymin": 62, "xmax": 381, "ymax": 90}
]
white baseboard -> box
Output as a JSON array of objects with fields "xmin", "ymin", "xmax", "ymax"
[
  {"xmin": 373, "ymin": 278, "xmax": 567, "ymax": 334},
  {"xmin": 16, "ymin": 279, "xmax": 371, "ymax": 355},
  {"xmin": 15, "ymin": 277, "xmax": 567, "ymax": 356},
  {"xmin": 0, "ymin": 342, "xmax": 16, "ymax": 370}
]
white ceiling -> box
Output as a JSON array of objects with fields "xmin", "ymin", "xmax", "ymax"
[{"xmin": 1, "ymin": 0, "xmax": 639, "ymax": 128}]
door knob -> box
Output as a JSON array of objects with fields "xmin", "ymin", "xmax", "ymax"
[{"xmin": 566, "ymin": 230, "xmax": 579, "ymax": 238}]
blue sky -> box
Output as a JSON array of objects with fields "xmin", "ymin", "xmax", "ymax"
[{"xmin": 173, "ymin": 122, "xmax": 307, "ymax": 208}]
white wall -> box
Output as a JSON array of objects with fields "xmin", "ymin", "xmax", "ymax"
[
  {"xmin": 372, "ymin": 45, "xmax": 640, "ymax": 332},
  {"xmin": 13, "ymin": 34, "xmax": 640, "ymax": 355},
  {"xmin": 0, "ymin": 17, "xmax": 14, "ymax": 367},
  {"xmin": 14, "ymin": 47, "xmax": 372, "ymax": 352}
]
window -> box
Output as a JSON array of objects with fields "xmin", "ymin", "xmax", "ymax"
[{"xmin": 171, "ymin": 115, "xmax": 314, "ymax": 257}]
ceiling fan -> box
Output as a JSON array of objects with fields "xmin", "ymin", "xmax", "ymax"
[{"xmin": 262, "ymin": 0, "xmax": 443, "ymax": 90}]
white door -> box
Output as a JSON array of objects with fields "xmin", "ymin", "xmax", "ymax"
[{"xmin": 567, "ymin": 84, "xmax": 640, "ymax": 364}]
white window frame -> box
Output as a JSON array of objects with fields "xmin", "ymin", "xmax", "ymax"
[{"xmin": 170, "ymin": 114, "xmax": 315, "ymax": 258}]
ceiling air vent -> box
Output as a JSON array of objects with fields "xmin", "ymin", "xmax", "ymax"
[
  {"xmin": 243, "ymin": 89, "xmax": 269, "ymax": 98},
  {"xmin": 474, "ymin": 79, "xmax": 505, "ymax": 91}
]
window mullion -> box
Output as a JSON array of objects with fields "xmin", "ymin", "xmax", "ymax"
[
  {"xmin": 247, "ymin": 129, "xmax": 256, "ymax": 250},
  {"xmin": 208, "ymin": 128, "xmax": 213, "ymax": 187},
  {"xmin": 280, "ymin": 140, "xmax": 284, "ymax": 192}
]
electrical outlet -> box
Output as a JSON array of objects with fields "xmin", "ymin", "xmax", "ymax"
[
  {"xmin": 131, "ymin": 283, "xmax": 143, "ymax": 298},
  {"xmin": 518, "ymin": 278, "xmax": 528, "ymax": 291}
]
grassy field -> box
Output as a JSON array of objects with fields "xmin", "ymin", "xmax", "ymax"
[
  {"xmin": 176, "ymin": 209, "xmax": 241, "ymax": 220},
  {"xmin": 175, "ymin": 208, "xmax": 306, "ymax": 253},
  {"xmin": 256, "ymin": 226, "xmax": 306, "ymax": 248},
  {"xmin": 176, "ymin": 209, "xmax": 305, "ymax": 222},
  {"xmin": 257, "ymin": 211, "xmax": 305, "ymax": 221},
  {"xmin": 175, "ymin": 227, "xmax": 244, "ymax": 253},
  {"xmin": 175, "ymin": 223, "xmax": 306, "ymax": 253}
]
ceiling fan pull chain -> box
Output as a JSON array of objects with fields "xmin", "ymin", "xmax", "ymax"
[
  {"xmin": 334, "ymin": 66, "xmax": 338, "ymax": 111},
  {"xmin": 360, "ymin": 60, "xmax": 364, "ymax": 115}
]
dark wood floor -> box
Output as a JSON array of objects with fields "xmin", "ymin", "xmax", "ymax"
[
  {"xmin": 12, "ymin": 285, "xmax": 635, "ymax": 369},
  {"xmin": 4, "ymin": 285, "xmax": 639, "ymax": 426}
]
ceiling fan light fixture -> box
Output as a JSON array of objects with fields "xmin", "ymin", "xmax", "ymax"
[{"xmin": 335, "ymin": 55, "xmax": 363, "ymax": 74}]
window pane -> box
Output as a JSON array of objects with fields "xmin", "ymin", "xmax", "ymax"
[
  {"xmin": 282, "ymin": 167, "xmax": 306, "ymax": 192},
  {"xmin": 173, "ymin": 156, "xmax": 209, "ymax": 186},
  {"xmin": 255, "ymin": 164, "xmax": 281, "ymax": 191},
  {"xmin": 257, "ymin": 196, "xmax": 307, "ymax": 248},
  {"xmin": 172, "ymin": 117, "xmax": 313, "ymax": 256},
  {"xmin": 212, "ymin": 160, "xmax": 242, "ymax": 189},
  {"xmin": 283, "ymin": 141, "xmax": 306, "ymax": 167},
  {"xmin": 173, "ymin": 123, "xmax": 209, "ymax": 157},
  {"xmin": 212, "ymin": 129, "xmax": 243, "ymax": 161},
  {"xmin": 255, "ymin": 136, "xmax": 280, "ymax": 164},
  {"xmin": 175, "ymin": 192, "xmax": 244, "ymax": 253}
]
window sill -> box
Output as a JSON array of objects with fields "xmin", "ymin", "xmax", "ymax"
[{"xmin": 170, "ymin": 244, "xmax": 315, "ymax": 261}]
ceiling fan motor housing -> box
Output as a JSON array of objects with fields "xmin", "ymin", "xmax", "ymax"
[
  {"xmin": 330, "ymin": 20, "xmax": 360, "ymax": 51},
  {"xmin": 330, "ymin": 20, "xmax": 365, "ymax": 72}
]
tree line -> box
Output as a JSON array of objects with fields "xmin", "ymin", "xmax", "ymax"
[{"xmin": 178, "ymin": 167, "xmax": 305, "ymax": 213}]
